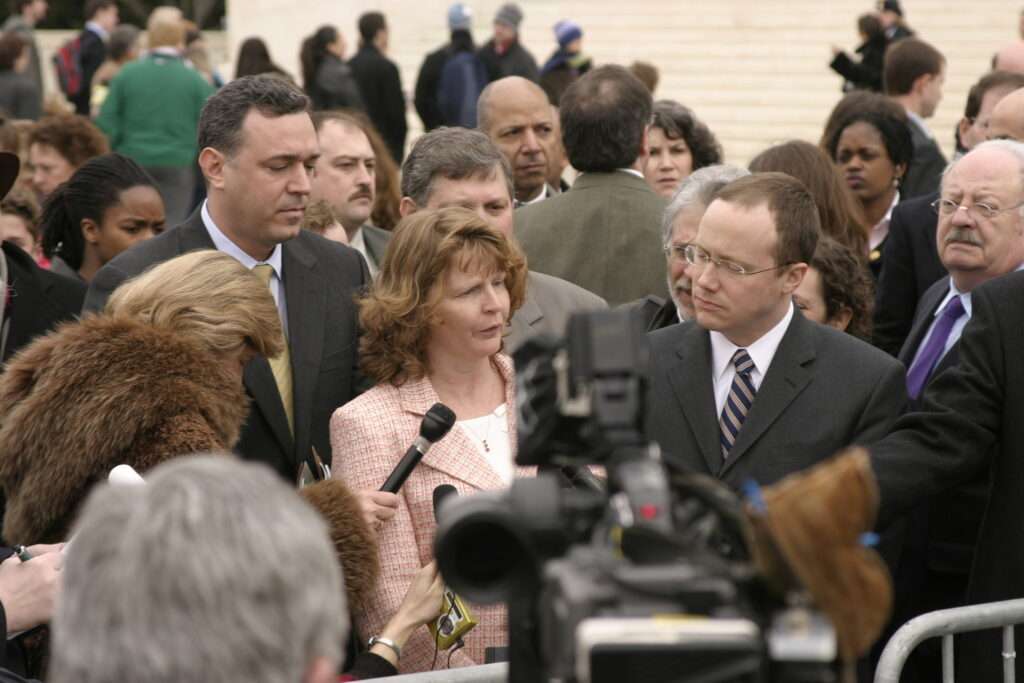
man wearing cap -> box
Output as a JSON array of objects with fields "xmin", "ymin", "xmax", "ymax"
[
  {"xmin": 413, "ymin": 2, "xmax": 486, "ymax": 131},
  {"xmin": 539, "ymin": 19, "xmax": 591, "ymax": 105},
  {"xmin": 0, "ymin": 151, "xmax": 85, "ymax": 363},
  {"xmin": 477, "ymin": 3, "xmax": 538, "ymax": 83}
]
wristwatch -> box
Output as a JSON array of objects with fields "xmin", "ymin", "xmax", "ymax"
[{"xmin": 368, "ymin": 635, "xmax": 402, "ymax": 660}]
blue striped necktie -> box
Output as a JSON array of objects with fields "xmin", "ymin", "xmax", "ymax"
[{"xmin": 719, "ymin": 349, "xmax": 756, "ymax": 459}]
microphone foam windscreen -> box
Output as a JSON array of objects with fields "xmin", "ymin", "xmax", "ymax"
[{"xmin": 300, "ymin": 479, "xmax": 380, "ymax": 613}]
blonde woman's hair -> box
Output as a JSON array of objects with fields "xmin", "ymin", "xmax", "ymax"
[
  {"xmin": 359, "ymin": 207, "xmax": 528, "ymax": 386},
  {"xmin": 105, "ymin": 250, "xmax": 284, "ymax": 359}
]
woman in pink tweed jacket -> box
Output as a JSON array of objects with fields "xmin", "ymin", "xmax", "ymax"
[{"xmin": 331, "ymin": 208, "xmax": 529, "ymax": 674}]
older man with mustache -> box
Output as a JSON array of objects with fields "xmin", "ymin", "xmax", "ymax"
[{"xmin": 885, "ymin": 139, "xmax": 1024, "ymax": 679}]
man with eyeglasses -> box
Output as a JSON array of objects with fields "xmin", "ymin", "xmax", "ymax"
[
  {"xmin": 646, "ymin": 172, "xmax": 905, "ymax": 491},
  {"xmin": 629, "ymin": 165, "xmax": 749, "ymax": 332},
  {"xmin": 874, "ymin": 73, "xmax": 1024, "ymax": 357},
  {"xmin": 880, "ymin": 140, "xmax": 1024, "ymax": 679}
]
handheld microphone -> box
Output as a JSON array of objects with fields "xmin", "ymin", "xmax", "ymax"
[
  {"xmin": 430, "ymin": 484, "xmax": 477, "ymax": 650},
  {"xmin": 379, "ymin": 403, "xmax": 456, "ymax": 493}
]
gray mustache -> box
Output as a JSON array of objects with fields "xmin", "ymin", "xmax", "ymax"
[{"xmin": 944, "ymin": 228, "xmax": 983, "ymax": 247}]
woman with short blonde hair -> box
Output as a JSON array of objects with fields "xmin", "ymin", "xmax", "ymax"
[
  {"xmin": 331, "ymin": 207, "xmax": 528, "ymax": 673},
  {"xmin": 107, "ymin": 249, "xmax": 283, "ymax": 360},
  {"xmin": 0, "ymin": 249, "xmax": 284, "ymax": 544}
]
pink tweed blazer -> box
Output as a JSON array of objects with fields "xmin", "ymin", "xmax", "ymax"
[{"xmin": 331, "ymin": 354, "xmax": 530, "ymax": 674}]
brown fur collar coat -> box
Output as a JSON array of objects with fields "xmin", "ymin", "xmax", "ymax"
[{"xmin": 0, "ymin": 315, "xmax": 250, "ymax": 544}]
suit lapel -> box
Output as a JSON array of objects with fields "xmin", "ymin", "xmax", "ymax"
[
  {"xmin": 667, "ymin": 327, "xmax": 721, "ymax": 474},
  {"xmin": 281, "ymin": 238, "xmax": 324, "ymax": 462},
  {"xmin": 898, "ymin": 282, "xmax": 948, "ymax": 366},
  {"xmin": 719, "ymin": 313, "xmax": 815, "ymax": 477},
  {"xmin": 396, "ymin": 357, "xmax": 515, "ymax": 491},
  {"xmin": 507, "ymin": 283, "xmax": 544, "ymax": 345}
]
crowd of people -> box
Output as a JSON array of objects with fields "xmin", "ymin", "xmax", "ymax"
[{"xmin": 0, "ymin": 0, "xmax": 1024, "ymax": 681}]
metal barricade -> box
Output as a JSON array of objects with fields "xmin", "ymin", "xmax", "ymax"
[
  {"xmin": 361, "ymin": 662, "xmax": 508, "ymax": 682},
  {"xmin": 874, "ymin": 598, "xmax": 1024, "ymax": 683}
]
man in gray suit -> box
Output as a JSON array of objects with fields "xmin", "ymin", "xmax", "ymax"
[
  {"xmin": 400, "ymin": 126, "xmax": 606, "ymax": 351},
  {"xmin": 647, "ymin": 173, "xmax": 906, "ymax": 490},
  {"xmin": 310, "ymin": 111, "xmax": 392, "ymax": 276},
  {"xmin": 83, "ymin": 75, "xmax": 370, "ymax": 483},
  {"xmin": 515, "ymin": 65, "xmax": 667, "ymax": 306}
]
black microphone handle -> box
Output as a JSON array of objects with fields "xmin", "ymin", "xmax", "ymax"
[{"xmin": 379, "ymin": 439, "xmax": 428, "ymax": 493}]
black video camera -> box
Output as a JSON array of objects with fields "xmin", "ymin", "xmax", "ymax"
[{"xmin": 434, "ymin": 310, "xmax": 838, "ymax": 683}]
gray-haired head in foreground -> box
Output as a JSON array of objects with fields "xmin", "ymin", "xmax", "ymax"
[
  {"xmin": 198, "ymin": 74, "xmax": 310, "ymax": 158},
  {"xmin": 50, "ymin": 456, "xmax": 347, "ymax": 683},
  {"xmin": 400, "ymin": 126, "xmax": 514, "ymax": 206},
  {"xmin": 945, "ymin": 139, "xmax": 1024, "ymax": 217},
  {"xmin": 662, "ymin": 164, "xmax": 751, "ymax": 245}
]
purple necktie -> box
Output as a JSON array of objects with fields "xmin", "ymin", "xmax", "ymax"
[{"xmin": 906, "ymin": 295, "xmax": 965, "ymax": 399}]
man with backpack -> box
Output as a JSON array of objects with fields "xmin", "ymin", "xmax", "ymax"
[
  {"xmin": 56, "ymin": 0, "xmax": 118, "ymax": 116},
  {"xmin": 413, "ymin": 3, "xmax": 487, "ymax": 130}
]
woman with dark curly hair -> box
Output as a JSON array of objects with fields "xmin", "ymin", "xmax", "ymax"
[
  {"xmin": 793, "ymin": 236, "xmax": 874, "ymax": 341},
  {"xmin": 330, "ymin": 207, "xmax": 528, "ymax": 674},
  {"xmin": 643, "ymin": 99, "xmax": 723, "ymax": 198}
]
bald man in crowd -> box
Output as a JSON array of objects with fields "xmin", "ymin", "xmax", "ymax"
[
  {"xmin": 477, "ymin": 76, "xmax": 561, "ymax": 206},
  {"xmin": 989, "ymin": 87, "xmax": 1024, "ymax": 141}
]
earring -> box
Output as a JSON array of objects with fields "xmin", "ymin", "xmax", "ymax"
[{"xmin": 892, "ymin": 176, "xmax": 901, "ymax": 188}]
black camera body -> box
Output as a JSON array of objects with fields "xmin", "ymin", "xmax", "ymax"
[{"xmin": 434, "ymin": 310, "xmax": 837, "ymax": 682}]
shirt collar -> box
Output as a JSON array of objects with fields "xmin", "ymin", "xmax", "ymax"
[
  {"xmin": 617, "ymin": 168, "xmax": 644, "ymax": 179},
  {"xmin": 939, "ymin": 262, "xmax": 1024, "ymax": 320},
  {"xmin": 201, "ymin": 200, "xmax": 283, "ymax": 278},
  {"xmin": 85, "ymin": 21, "xmax": 109, "ymax": 42},
  {"xmin": 709, "ymin": 301, "xmax": 795, "ymax": 383}
]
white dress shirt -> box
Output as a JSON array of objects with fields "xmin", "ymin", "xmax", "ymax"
[
  {"xmin": 709, "ymin": 302, "xmax": 795, "ymax": 416},
  {"xmin": 201, "ymin": 200, "xmax": 289, "ymax": 338},
  {"xmin": 348, "ymin": 227, "xmax": 378, "ymax": 278}
]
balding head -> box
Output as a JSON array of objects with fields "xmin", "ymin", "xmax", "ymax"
[
  {"xmin": 989, "ymin": 87, "xmax": 1024, "ymax": 142},
  {"xmin": 477, "ymin": 76, "xmax": 559, "ymax": 202},
  {"xmin": 995, "ymin": 42, "xmax": 1024, "ymax": 74},
  {"xmin": 477, "ymin": 77, "xmax": 549, "ymax": 133}
]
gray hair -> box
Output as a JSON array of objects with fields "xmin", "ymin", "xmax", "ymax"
[
  {"xmin": 401, "ymin": 127, "xmax": 514, "ymax": 206},
  {"xmin": 50, "ymin": 456, "xmax": 347, "ymax": 683},
  {"xmin": 661, "ymin": 164, "xmax": 751, "ymax": 245},
  {"xmin": 943, "ymin": 139, "xmax": 1024, "ymax": 217},
  {"xmin": 197, "ymin": 75, "xmax": 310, "ymax": 158}
]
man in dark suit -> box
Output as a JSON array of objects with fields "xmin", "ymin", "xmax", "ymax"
[
  {"xmin": 884, "ymin": 38, "xmax": 947, "ymax": 200},
  {"xmin": 515, "ymin": 65, "xmax": 667, "ymax": 306},
  {"xmin": 310, "ymin": 111, "xmax": 391, "ymax": 276},
  {"xmin": 647, "ymin": 173, "xmax": 906, "ymax": 490},
  {"xmin": 879, "ymin": 141, "xmax": 1024, "ymax": 680},
  {"xmin": 84, "ymin": 75, "xmax": 370, "ymax": 483},
  {"xmin": 874, "ymin": 73, "xmax": 1024, "ymax": 357},
  {"xmin": 872, "ymin": 191, "xmax": 946, "ymax": 355},
  {"xmin": 349, "ymin": 12, "xmax": 407, "ymax": 164},
  {"xmin": 399, "ymin": 126, "xmax": 606, "ymax": 352},
  {"xmin": 1, "ymin": 151, "xmax": 85, "ymax": 363},
  {"xmin": 72, "ymin": 0, "xmax": 118, "ymax": 116}
]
